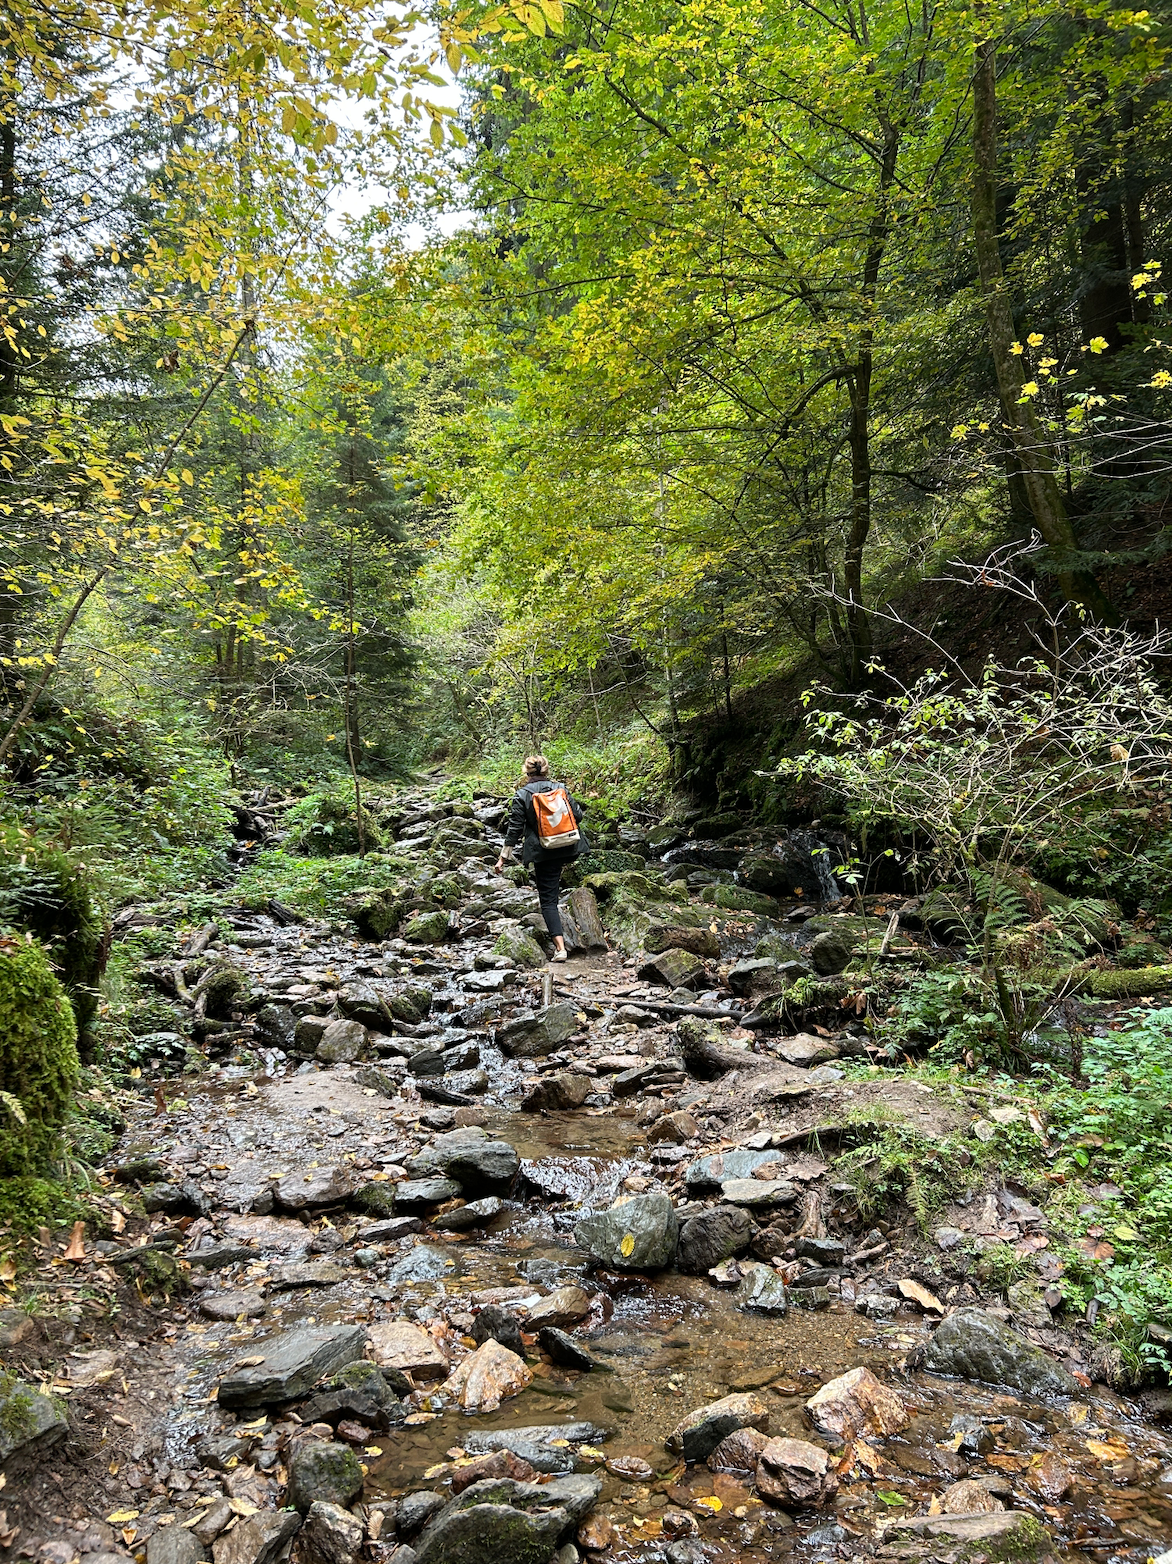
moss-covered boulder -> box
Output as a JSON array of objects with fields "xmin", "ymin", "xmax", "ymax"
[
  {"xmin": 0, "ymin": 827, "xmax": 105, "ymax": 1053},
  {"xmin": 699, "ymin": 884, "xmax": 779, "ymax": 916},
  {"xmin": 388, "ymin": 984, "xmax": 432, "ymax": 1023},
  {"xmin": 348, "ymin": 887, "xmax": 406, "ymax": 940},
  {"xmin": 492, "ymin": 928, "xmax": 547, "ymax": 970},
  {"xmin": 586, "ymin": 849, "xmax": 647, "ymax": 873},
  {"xmin": 0, "ymin": 939, "xmax": 80, "ymax": 1176},
  {"xmin": 403, "ymin": 910, "xmax": 451, "ymax": 944}
]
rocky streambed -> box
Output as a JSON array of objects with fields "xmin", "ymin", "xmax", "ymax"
[{"xmin": 4, "ymin": 787, "xmax": 1172, "ymax": 1564}]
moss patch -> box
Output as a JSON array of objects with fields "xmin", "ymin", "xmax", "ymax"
[{"xmin": 0, "ymin": 940, "xmax": 81, "ymax": 1176}]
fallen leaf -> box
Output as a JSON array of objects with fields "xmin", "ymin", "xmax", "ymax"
[
  {"xmin": 106, "ymin": 1511, "xmax": 139, "ymax": 1524},
  {"xmin": 228, "ymin": 1499, "xmax": 258, "ymax": 1517},
  {"xmin": 1075, "ymin": 1238, "xmax": 1115, "ymax": 1262},
  {"xmin": 898, "ymin": 1277, "xmax": 945, "ymax": 1313},
  {"xmin": 619, "ymin": 1232, "xmax": 635, "ymax": 1258},
  {"xmin": 695, "ymin": 1496, "xmax": 722, "ymax": 1512},
  {"xmin": 1086, "ymin": 1438, "xmax": 1130, "ymax": 1462}
]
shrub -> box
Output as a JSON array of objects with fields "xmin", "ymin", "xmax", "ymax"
[
  {"xmin": 284, "ymin": 790, "xmax": 384, "ymax": 856},
  {"xmin": 0, "ymin": 938, "xmax": 81, "ymax": 1176}
]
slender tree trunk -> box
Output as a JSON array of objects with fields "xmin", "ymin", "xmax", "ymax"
[
  {"xmin": 971, "ymin": 38, "xmax": 1119, "ymax": 624},
  {"xmin": 343, "ymin": 519, "xmax": 365, "ymax": 856}
]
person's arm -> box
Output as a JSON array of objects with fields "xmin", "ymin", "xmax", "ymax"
[{"xmin": 496, "ymin": 790, "xmax": 526, "ymax": 871}]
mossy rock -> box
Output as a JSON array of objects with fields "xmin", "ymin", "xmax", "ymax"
[
  {"xmin": 429, "ymin": 872, "xmax": 465, "ymax": 909},
  {"xmin": 403, "ymin": 910, "xmax": 451, "ymax": 944},
  {"xmin": 0, "ymin": 1175, "xmax": 86, "ymax": 1236},
  {"xmin": 349, "ymin": 887, "xmax": 407, "ymax": 940},
  {"xmin": 0, "ymin": 940, "xmax": 80, "ymax": 1177},
  {"xmin": 0, "ymin": 827, "xmax": 106, "ymax": 1052},
  {"xmin": 699, "ymin": 884, "xmax": 779, "ymax": 916},
  {"xmin": 492, "ymin": 928, "xmax": 547, "ymax": 970},
  {"xmin": 388, "ymin": 985, "xmax": 432, "ymax": 1023},
  {"xmin": 352, "ymin": 1181, "xmax": 397, "ymax": 1218},
  {"xmin": 203, "ymin": 962, "xmax": 246, "ymax": 1020},
  {"xmin": 586, "ymin": 849, "xmax": 647, "ymax": 873},
  {"xmin": 583, "ymin": 871, "xmax": 669, "ymax": 904}
]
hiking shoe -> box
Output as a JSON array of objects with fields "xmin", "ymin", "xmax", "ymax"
[{"xmin": 551, "ymin": 950, "xmax": 568, "ymax": 963}]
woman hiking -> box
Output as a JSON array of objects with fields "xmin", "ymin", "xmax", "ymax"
[{"xmin": 494, "ymin": 754, "xmax": 588, "ymax": 963}]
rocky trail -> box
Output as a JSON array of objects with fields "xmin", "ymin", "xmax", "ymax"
[{"xmin": 3, "ymin": 784, "xmax": 1172, "ymax": 1564}]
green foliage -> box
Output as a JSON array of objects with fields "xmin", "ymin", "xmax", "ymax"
[
  {"xmin": 232, "ymin": 847, "xmax": 414, "ymax": 918},
  {"xmin": 833, "ymin": 1115, "xmax": 961, "ymax": 1230},
  {"xmin": 974, "ymin": 1242, "xmax": 1034, "ymax": 1294},
  {"xmin": 0, "ymin": 939, "xmax": 81, "ymax": 1177},
  {"xmin": 0, "ymin": 1176, "xmax": 86, "ymax": 1237},
  {"xmin": 0, "ymin": 823, "xmax": 106, "ymax": 1045},
  {"xmin": 284, "ymin": 790, "xmax": 385, "ymax": 856}
]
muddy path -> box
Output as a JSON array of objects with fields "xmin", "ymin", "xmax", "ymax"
[{"xmin": 3, "ymin": 789, "xmax": 1172, "ymax": 1564}]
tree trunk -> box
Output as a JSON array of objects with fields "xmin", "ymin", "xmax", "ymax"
[{"xmin": 971, "ymin": 38, "xmax": 1119, "ymax": 624}]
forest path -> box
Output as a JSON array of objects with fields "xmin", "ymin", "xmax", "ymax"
[{"xmin": 3, "ymin": 786, "xmax": 1171, "ymax": 1564}]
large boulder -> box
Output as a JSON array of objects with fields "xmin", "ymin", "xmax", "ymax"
[
  {"xmin": 809, "ymin": 929, "xmax": 852, "ymax": 975},
  {"xmin": 665, "ymin": 1392, "xmax": 769, "ymax": 1462},
  {"xmin": 497, "ymin": 1003, "xmax": 579, "ymax": 1058},
  {"xmin": 492, "ymin": 928, "xmax": 548, "ymax": 970},
  {"xmin": 368, "ymin": 1320, "xmax": 450, "ymax": 1380},
  {"xmin": 913, "ymin": 1307, "xmax": 1077, "ymax": 1397},
  {"xmin": 637, "ymin": 948, "xmax": 708, "ymax": 989},
  {"xmin": 412, "ymin": 1474, "xmax": 603, "ymax": 1564},
  {"xmin": 644, "ymin": 926, "xmax": 721, "ymax": 960},
  {"xmin": 316, "ymin": 1019, "xmax": 368, "ymax": 1064},
  {"xmin": 336, "ymin": 980, "xmax": 392, "ymax": 1029},
  {"xmin": 274, "ymin": 1165, "xmax": 357, "ymax": 1211},
  {"xmin": 676, "ymin": 1206, "xmax": 756, "ymax": 1273},
  {"xmin": 884, "ymin": 1512, "xmax": 1052, "ymax": 1560},
  {"xmin": 574, "ymin": 1194, "xmax": 678, "ymax": 1271},
  {"xmin": 297, "ymin": 1502, "xmax": 363, "ymax": 1564},
  {"xmin": 404, "ymin": 910, "xmax": 451, "ymax": 944},
  {"xmin": 522, "ymin": 1072, "xmax": 592, "ymax": 1112},
  {"xmin": 805, "ymin": 1367, "xmax": 908, "ymax": 1440},
  {"xmin": 211, "ymin": 1511, "xmax": 300, "ymax": 1564},
  {"xmin": 216, "ymin": 1324, "xmax": 367, "ymax": 1408}
]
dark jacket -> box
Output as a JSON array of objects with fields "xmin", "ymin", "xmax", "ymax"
[{"xmin": 503, "ymin": 779, "xmax": 588, "ymax": 866}]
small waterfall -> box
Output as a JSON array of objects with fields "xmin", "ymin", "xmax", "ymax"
[{"xmin": 784, "ymin": 828, "xmax": 844, "ymax": 902}]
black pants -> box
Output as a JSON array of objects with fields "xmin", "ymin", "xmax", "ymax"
[{"xmin": 532, "ymin": 856, "xmax": 567, "ymax": 938}]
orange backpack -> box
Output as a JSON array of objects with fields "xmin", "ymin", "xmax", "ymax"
[{"xmin": 529, "ymin": 783, "xmax": 581, "ymax": 850}]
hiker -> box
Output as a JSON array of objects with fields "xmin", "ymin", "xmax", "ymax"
[{"xmin": 494, "ymin": 754, "xmax": 588, "ymax": 962}]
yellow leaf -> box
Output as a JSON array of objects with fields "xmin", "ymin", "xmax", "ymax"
[
  {"xmin": 106, "ymin": 1511, "xmax": 139, "ymax": 1524},
  {"xmin": 1089, "ymin": 336, "xmax": 1109, "ymax": 354},
  {"xmin": 228, "ymin": 1498, "xmax": 258, "ymax": 1516},
  {"xmin": 695, "ymin": 1496, "xmax": 722, "ymax": 1512},
  {"xmin": 181, "ymin": 469, "xmax": 194, "ymax": 486},
  {"xmin": 619, "ymin": 1232, "xmax": 635, "ymax": 1258}
]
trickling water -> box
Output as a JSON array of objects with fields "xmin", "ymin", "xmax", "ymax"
[{"xmin": 783, "ymin": 828, "xmax": 844, "ymax": 903}]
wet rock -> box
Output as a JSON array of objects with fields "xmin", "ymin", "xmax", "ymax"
[
  {"xmin": 740, "ymin": 1264, "xmax": 788, "ymax": 1316},
  {"xmin": 368, "ymin": 1319, "xmax": 451, "ymax": 1379},
  {"xmin": 351, "ymin": 1180, "xmax": 398, "ymax": 1219},
  {"xmin": 856, "ymin": 1293, "xmax": 899, "ymax": 1321},
  {"xmin": 211, "ymin": 1510, "xmax": 301, "ymax": 1564},
  {"xmin": 647, "ymin": 1110, "xmax": 699, "ymax": 1144},
  {"xmin": 1028, "ymin": 1451, "xmax": 1074, "ymax": 1501},
  {"xmin": 525, "ymin": 1285, "xmax": 592, "ymax": 1329},
  {"xmin": 492, "ymin": 928, "xmax": 548, "ymax": 969},
  {"xmin": 197, "ymin": 1432, "xmax": 254, "ymax": 1471},
  {"xmin": 539, "ymin": 1328, "xmax": 602, "ymax": 1371},
  {"xmin": 942, "ymin": 1478, "xmax": 1004, "ymax": 1514},
  {"xmin": 297, "ymin": 1502, "xmax": 363, "ymax": 1564},
  {"xmin": 0, "ymin": 1384, "xmax": 68, "ymax": 1464},
  {"xmin": 394, "ymin": 1177, "xmax": 463, "ymax": 1209},
  {"xmin": 317, "ymin": 1020, "xmax": 368, "ymax": 1064},
  {"xmin": 386, "ymin": 1242, "xmax": 459, "ymax": 1285},
  {"xmin": 643, "ymin": 926, "xmax": 720, "ymax": 960},
  {"xmin": 412, "ymin": 1475, "xmax": 603, "ymax": 1564},
  {"xmin": 146, "ymin": 1526, "xmax": 207, "ymax": 1564},
  {"xmin": 301, "ymin": 1364, "xmax": 405, "ymax": 1432},
  {"xmin": 796, "ymin": 1236, "xmax": 845, "ymax": 1266},
  {"xmin": 217, "ymin": 1323, "xmax": 368, "ymax": 1408},
  {"xmin": 287, "ymin": 1440, "xmax": 364, "ymax": 1512},
  {"xmin": 390, "ymin": 984, "xmax": 434, "ymax": 1023},
  {"xmin": 358, "ymin": 1215, "xmax": 423, "ymax": 1241},
  {"xmin": 141, "ymin": 1180, "xmax": 211, "ymax": 1217},
  {"xmin": 755, "ymin": 1438, "xmax": 837, "ymax": 1508},
  {"xmin": 404, "ymin": 911, "xmax": 451, "ymax": 944},
  {"xmin": 432, "ymin": 1197, "xmax": 505, "ymax": 1232},
  {"xmin": 638, "ymin": 948, "xmax": 707, "ymax": 989},
  {"xmin": 471, "ymin": 1305, "xmax": 525, "ymax": 1356},
  {"xmin": 274, "ymin": 1166, "xmax": 357, "ymax": 1211},
  {"xmin": 805, "ymin": 1367, "xmax": 908, "ymax": 1440},
  {"xmin": 676, "ymin": 1205, "xmax": 755, "ymax": 1274},
  {"xmin": 885, "ymin": 1512, "xmax": 1051, "ymax": 1559},
  {"xmin": 789, "ymin": 1285, "xmax": 830, "ymax": 1310},
  {"xmin": 441, "ymin": 1337, "xmax": 532, "ymax": 1411},
  {"xmin": 270, "ymin": 1260, "xmax": 349, "ymax": 1291},
  {"xmin": 574, "ymin": 1193, "xmax": 679, "ymax": 1271},
  {"xmin": 665, "ymin": 1392, "xmax": 770, "ymax": 1462},
  {"xmin": 522, "ymin": 1073, "xmax": 593, "ymax": 1112},
  {"xmin": 398, "ymin": 1492, "xmax": 446, "ymax": 1538},
  {"xmin": 947, "ymin": 1413, "xmax": 994, "ymax": 1457},
  {"xmin": 440, "ymin": 1137, "xmax": 520, "ymax": 1195},
  {"xmin": 684, "ymin": 1148, "xmax": 778, "ymax": 1189},
  {"xmin": 576, "ymin": 1514, "xmax": 615, "ymax": 1552},
  {"xmin": 200, "ymin": 1289, "xmax": 266, "ymax": 1321},
  {"xmin": 912, "ymin": 1306, "xmax": 1077, "ymax": 1396},
  {"xmin": 295, "ymin": 1016, "xmax": 331, "ymax": 1054},
  {"xmin": 497, "ymin": 1003, "xmax": 578, "ymax": 1058},
  {"xmin": 336, "ymin": 980, "xmax": 391, "ymax": 1028},
  {"xmin": 707, "ymin": 1426, "xmax": 769, "ymax": 1476},
  {"xmin": 253, "ymin": 1004, "xmax": 297, "ymax": 1051},
  {"xmin": 451, "ymin": 1450, "xmax": 539, "ymax": 1493}
]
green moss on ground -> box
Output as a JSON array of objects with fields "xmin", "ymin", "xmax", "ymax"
[{"xmin": 0, "ymin": 940, "xmax": 81, "ymax": 1176}]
